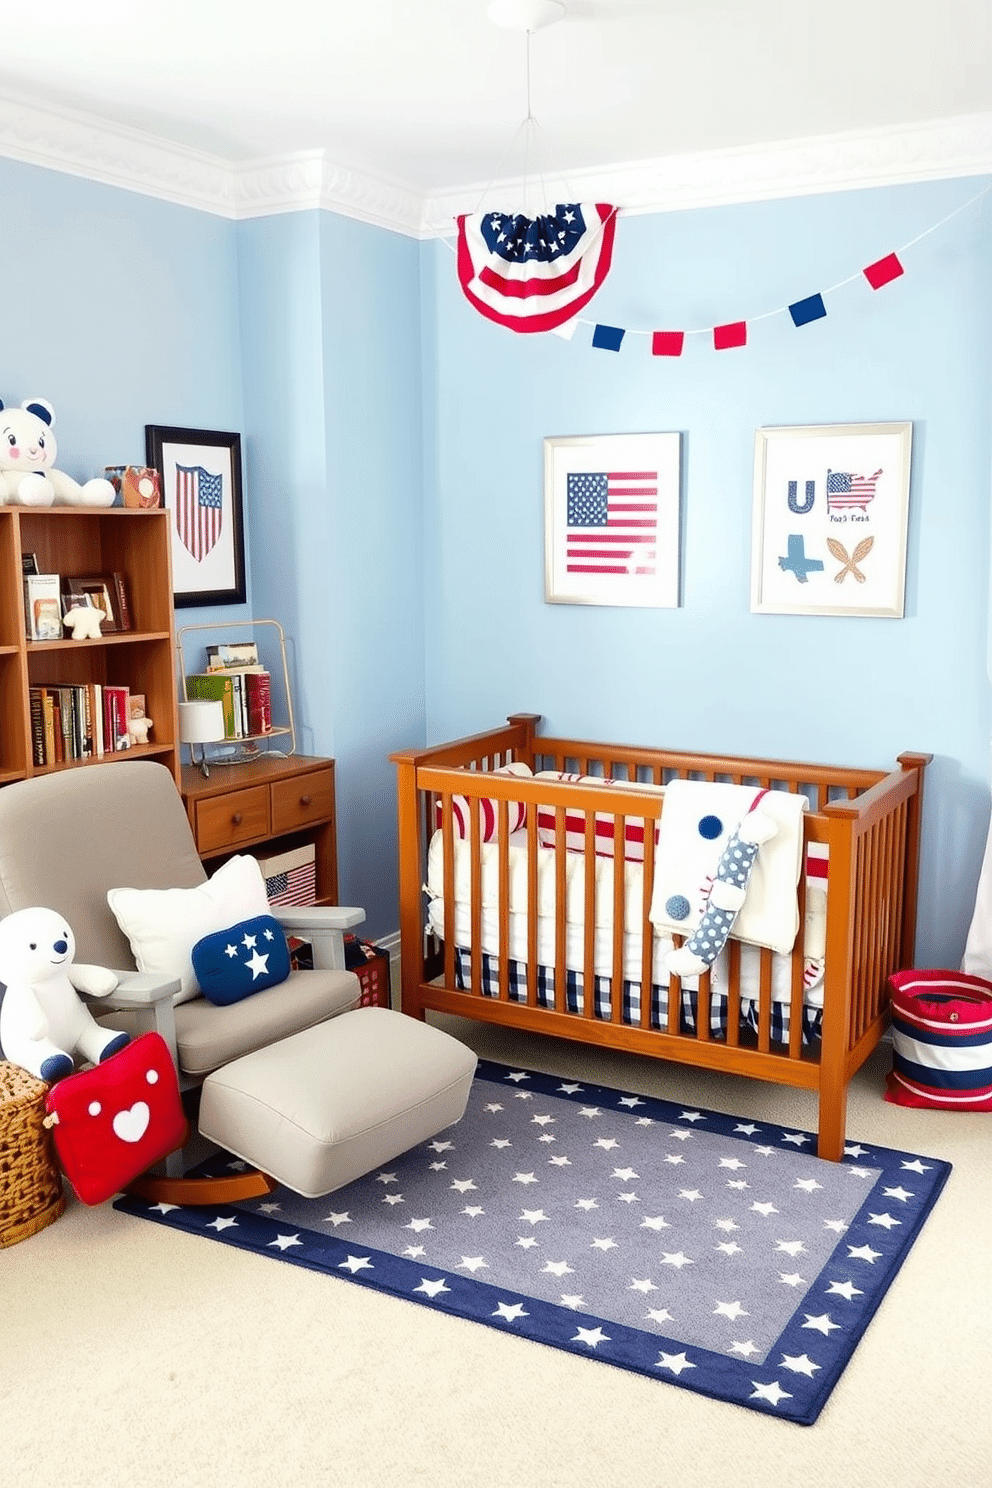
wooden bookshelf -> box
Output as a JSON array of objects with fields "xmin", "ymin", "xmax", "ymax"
[{"xmin": 0, "ymin": 507, "xmax": 179, "ymax": 784}]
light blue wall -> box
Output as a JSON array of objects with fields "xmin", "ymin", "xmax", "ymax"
[
  {"xmin": 3, "ymin": 151, "xmax": 989, "ymax": 966},
  {"xmin": 423, "ymin": 179, "xmax": 992, "ymax": 968},
  {"xmin": 238, "ymin": 209, "xmax": 425, "ymax": 931}
]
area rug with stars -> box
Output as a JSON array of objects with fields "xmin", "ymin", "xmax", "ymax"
[{"xmin": 113, "ymin": 1060, "xmax": 950, "ymax": 1425}]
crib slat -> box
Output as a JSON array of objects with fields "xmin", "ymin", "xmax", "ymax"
[
  {"xmin": 441, "ymin": 796, "xmax": 456, "ymax": 992},
  {"xmin": 554, "ymin": 806, "xmax": 568, "ymax": 1015},
  {"xmin": 726, "ymin": 939, "xmax": 742, "ymax": 1048},
  {"xmin": 497, "ymin": 798, "xmax": 510, "ymax": 1004},
  {"xmin": 756, "ymin": 949, "xmax": 773, "ymax": 1053},
  {"xmin": 583, "ymin": 812, "xmax": 596, "ymax": 1020},
  {"xmin": 611, "ymin": 815, "xmax": 625, "ymax": 1025},
  {"xmin": 640, "ymin": 818, "xmax": 657, "ymax": 1031},
  {"xmin": 469, "ymin": 795, "xmax": 483, "ymax": 997},
  {"xmin": 526, "ymin": 811, "xmax": 539, "ymax": 1009}
]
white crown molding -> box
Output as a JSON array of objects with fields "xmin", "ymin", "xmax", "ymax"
[
  {"xmin": 422, "ymin": 113, "xmax": 992, "ymax": 236},
  {"xmin": 0, "ymin": 87, "xmax": 990, "ymax": 238}
]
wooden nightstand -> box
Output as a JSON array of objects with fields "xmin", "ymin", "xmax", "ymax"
[{"xmin": 180, "ymin": 753, "xmax": 338, "ymax": 904}]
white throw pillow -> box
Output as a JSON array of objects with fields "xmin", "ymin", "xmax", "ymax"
[{"xmin": 107, "ymin": 855, "xmax": 272, "ymax": 1003}]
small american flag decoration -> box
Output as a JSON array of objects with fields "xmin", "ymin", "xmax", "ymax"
[
  {"xmin": 544, "ymin": 432, "xmax": 681, "ymax": 609},
  {"xmin": 456, "ymin": 203, "xmax": 617, "ymax": 334}
]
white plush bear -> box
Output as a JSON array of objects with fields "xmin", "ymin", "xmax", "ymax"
[
  {"xmin": 0, "ymin": 907, "xmax": 129, "ymax": 1084},
  {"xmin": 0, "ymin": 398, "xmax": 115, "ymax": 507},
  {"xmin": 63, "ymin": 605, "xmax": 106, "ymax": 640}
]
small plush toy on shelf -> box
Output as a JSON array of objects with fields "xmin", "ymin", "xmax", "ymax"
[
  {"xmin": 0, "ymin": 397, "xmax": 115, "ymax": 507},
  {"xmin": 0, "ymin": 907, "xmax": 129, "ymax": 1084}
]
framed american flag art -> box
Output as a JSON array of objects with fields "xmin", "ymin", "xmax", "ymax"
[
  {"xmin": 145, "ymin": 425, "xmax": 247, "ymax": 607},
  {"xmin": 544, "ymin": 432, "xmax": 682, "ymax": 608}
]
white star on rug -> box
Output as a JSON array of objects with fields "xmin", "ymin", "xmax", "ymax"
[
  {"xmin": 591, "ymin": 1237, "xmax": 618, "ymax": 1251},
  {"xmin": 775, "ymin": 1239, "xmax": 807, "ymax": 1256},
  {"xmin": 491, "ymin": 1139, "xmax": 511, "ymax": 1149},
  {"xmin": 734, "ymin": 1123, "xmax": 759, "ymax": 1136},
  {"xmin": 557, "ymin": 1083, "xmax": 582, "ymax": 1095},
  {"xmin": 782, "ymin": 1133, "xmax": 810, "ymax": 1147},
  {"xmin": 795, "ymin": 1178, "xmax": 823, "ymax": 1192},
  {"xmin": 403, "ymin": 1245, "xmax": 426, "ymax": 1259},
  {"xmin": 505, "ymin": 1071, "xmax": 530, "ymax": 1082},
  {"xmin": 463, "ymin": 1205, "xmax": 485, "ymax": 1218},
  {"xmin": 519, "ymin": 1209, "xmax": 548, "ymax": 1225},
  {"xmin": 512, "ymin": 1172, "xmax": 539, "ymax": 1185},
  {"xmin": 751, "ymin": 1201, "xmax": 778, "ymax": 1217},
  {"xmin": 338, "ymin": 1255, "xmax": 373, "ymax": 1274},
  {"xmin": 414, "ymin": 1278, "xmax": 450, "ymax": 1298},
  {"xmin": 560, "ymin": 1294, "xmax": 585, "ymax": 1309},
  {"xmin": 716, "ymin": 1242, "xmax": 743, "ymax": 1256},
  {"xmin": 680, "ymin": 1111, "xmax": 705, "ymax": 1123},
  {"xmin": 515, "ymin": 1236, "xmax": 539, "ymax": 1249},
  {"xmin": 646, "ymin": 1307, "xmax": 674, "ymax": 1325},
  {"xmin": 640, "ymin": 1215, "xmax": 669, "ymax": 1230},
  {"xmin": 579, "ymin": 1107, "xmax": 602, "ymax": 1118},
  {"xmin": 405, "ymin": 1217, "xmax": 434, "ymax": 1232},
  {"xmin": 826, "ymin": 1279, "xmax": 863, "ymax": 1300},
  {"xmin": 594, "ymin": 1138, "xmax": 620, "ymax": 1151},
  {"xmin": 493, "ymin": 1302, "xmax": 528, "ymax": 1322},
  {"xmin": 573, "ymin": 1326, "xmax": 610, "ymax": 1348},
  {"xmin": 730, "ymin": 1341, "xmax": 759, "ymax": 1357},
  {"xmin": 803, "ymin": 1313, "xmax": 840, "ymax": 1335},
  {"xmin": 751, "ymin": 1380, "xmax": 792, "ymax": 1406},
  {"xmin": 450, "ymin": 1178, "xmax": 477, "ymax": 1192},
  {"xmin": 428, "ymin": 1140, "xmax": 454, "ymax": 1152},
  {"xmin": 664, "ymin": 1154, "xmax": 686, "ymax": 1166},
  {"xmin": 549, "ymin": 1155, "xmax": 571, "ymax": 1166},
  {"xmin": 868, "ymin": 1212, "xmax": 901, "ymax": 1229},
  {"xmin": 847, "ymin": 1244, "xmax": 882, "ymax": 1263},
  {"xmin": 779, "ymin": 1273, "xmax": 806, "ymax": 1288},
  {"xmin": 719, "ymin": 1158, "xmax": 746, "ymax": 1170},
  {"xmin": 207, "ymin": 1216, "xmax": 238, "ymax": 1231},
  {"xmin": 679, "ymin": 1189, "xmax": 703, "ymax": 1202},
  {"xmin": 629, "ymin": 1278, "xmax": 658, "ymax": 1293},
  {"xmin": 268, "ymin": 1233, "xmax": 302, "ymax": 1251},
  {"xmin": 656, "ymin": 1351, "xmax": 695, "ymax": 1374},
  {"xmin": 781, "ymin": 1354, "xmax": 821, "ymax": 1376},
  {"xmin": 543, "ymin": 1260, "xmax": 575, "ymax": 1276},
  {"xmin": 618, "ymin": 1096, "xmax": 644, "ymax": 1107},
  {"xmin": 532, "ymin": 1114, "xmax": 555, "ymax": 1126},
  {"xmin": 575, "ymin": 1198, "xmax": 599, "ymax": 1211},
  {"xmin": 613, "ymin": 1167, "xmax": 639, "ymax": 1181},
  {"xmin": 458, "ymin": 1256, "xmax": 488, "ymax": 1272},
  {"xmin": 150, "ymin": 1202, "xmax": 179, "ymax": 1214},
  {"xmin": 714, "ymin": 1300, "xmax": 749, "ymax": 1320},
  {"xmin": 901, "ymin": 1159, "xmax": 932, "ymax": 1173},
  {"xmin": 661, "ymin": 1251, "xmax": 694, "ymax": 1269},
  {"xmin": 883, "ymin": 1186, "xmax": 914, "ymax": 1203}
]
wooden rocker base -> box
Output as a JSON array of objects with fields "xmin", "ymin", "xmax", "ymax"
[{"xmin": 125, "ymin": 1168, "xmax": 278, "ymax": 1207}]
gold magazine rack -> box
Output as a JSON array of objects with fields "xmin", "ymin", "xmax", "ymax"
[{"xmin": 176, "ymin": 618, "xmax": 296, "ymax": 766}]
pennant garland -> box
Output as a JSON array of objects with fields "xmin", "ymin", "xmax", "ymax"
[{"xmin": 546, "ymin": 181, "xmax": 991, "ymax": 355}]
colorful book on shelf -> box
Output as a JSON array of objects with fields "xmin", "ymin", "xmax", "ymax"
[
  {"xmin": 246, "ymin": 671, "xmax": 272, "ymax": 734},
  {"xmin": 23, "ymin": 573, "xmax": 63, "ymax": 641},
  {"xmin": 186, "ymin": 672, "xmax": 238, "ymax": 738},
  {"xmin": 103, "ymin": 686, "xmax": 131, "ymax": 752}
]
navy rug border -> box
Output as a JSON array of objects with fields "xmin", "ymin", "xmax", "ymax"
[{"xmin": 114, "ymin": 1058, "xmax": 951, "ymax": 1426}]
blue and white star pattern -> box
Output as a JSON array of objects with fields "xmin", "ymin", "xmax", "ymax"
[{"xmin": 116, "ymin": 1061, "xmax": 950, "ymax": 1425}]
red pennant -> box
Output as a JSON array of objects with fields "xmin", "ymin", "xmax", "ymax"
[
  {"xmin": 713, "ymin": 321, "xmax": 747, "ymax": 350},
  {"xmin": 863, "ymin": 252, "xmax": 904, "ymax": 290},
  {"xmin": 652, "ymin": 330, "xmax": 685, "ymax": 358}
]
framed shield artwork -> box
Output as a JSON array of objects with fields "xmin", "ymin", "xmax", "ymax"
[{"xmin": 145, "ymin": 425, "xmax": 247, "ymax": 607}]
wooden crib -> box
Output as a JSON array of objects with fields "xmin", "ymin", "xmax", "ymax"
[{"xmin": 391, "ymin": 714, "xmax": 929, "ymax": 1160}]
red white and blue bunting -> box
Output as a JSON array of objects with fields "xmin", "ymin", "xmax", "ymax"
[{"xmin": 555, "ymin": 183, "xmax": 992, "ymax": 354}]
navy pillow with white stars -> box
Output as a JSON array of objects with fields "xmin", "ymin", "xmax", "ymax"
[{"xmin": 191, "ymin": 914, "xmax": 291, "ymax": 1005}]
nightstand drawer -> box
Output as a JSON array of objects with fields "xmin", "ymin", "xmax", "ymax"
[
  {"xmin": 271, "ymin": 768, "xmax": 335, "ymax": 834},
  {"xmin": 194, "ymin": 785, "xmax": 270, "ymax": 853}
]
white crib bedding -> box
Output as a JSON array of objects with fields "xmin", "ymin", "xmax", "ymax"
[{"xmin": 426, "ymin": 829, "xmax": 827, "ymax": 1013}]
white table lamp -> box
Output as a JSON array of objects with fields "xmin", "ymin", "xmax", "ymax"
[{"xmin": 179, "ymin": 699, "xmax": 226, "ymax": 777}]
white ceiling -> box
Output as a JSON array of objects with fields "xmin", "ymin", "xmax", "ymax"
[{"xmin": 3, "ymin": 0, "xmax": 991, "ymax": 193}]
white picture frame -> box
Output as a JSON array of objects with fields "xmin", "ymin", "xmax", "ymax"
[
  {"xmin": 750, "ymin": 422, "xmax": 913, "ymax": 618},
  {"xmin": 544, "ymin": 432, "xmax": 682, "ymax": 609}
]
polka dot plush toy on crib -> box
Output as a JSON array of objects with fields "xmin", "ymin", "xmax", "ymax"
[{"xmin": 666, "ymin": 791, "xmax": 778, "ymax": 978}]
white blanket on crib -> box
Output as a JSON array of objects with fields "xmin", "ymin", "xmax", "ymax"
[{"xmin": 648, "ymin": 779, "xmax": 808, "ymax": 956}]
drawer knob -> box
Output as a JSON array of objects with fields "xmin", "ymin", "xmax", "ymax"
[
  {"xmin": 300, "ymin": 795, "xmax": 312, "ymax": 807},
  {"xmin": 231, "ymin": 812, "xmax": 243, "ymax": 826}
]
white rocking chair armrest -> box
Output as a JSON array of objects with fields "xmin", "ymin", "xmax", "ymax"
[
  {"xmin": 271, "ymin": 905, "xmax": 366, "ymax": 933},
  {"xmin": 270, "ymin": 904, "xmax": 366, "ymax": 973},
  {"xmin": 98, "ymin": 971, "xmax": 183, "ymax": 1009}
]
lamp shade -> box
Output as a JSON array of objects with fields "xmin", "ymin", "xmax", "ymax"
[{"xmin": 178, "ymin": 699, "xmax": 226, "ymax": 745}]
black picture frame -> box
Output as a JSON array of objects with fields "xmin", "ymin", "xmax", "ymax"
[{"xmin": 145, "ymin": 425, "xmax": 247, "ymax": 607}]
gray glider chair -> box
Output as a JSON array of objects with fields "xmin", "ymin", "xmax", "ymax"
[{"xmin": 0, "ymin": 761, "xmax": 476, "ymax": 1205}]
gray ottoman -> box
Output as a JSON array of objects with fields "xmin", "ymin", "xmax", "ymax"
[{"xmin": 198, "ymin": 1007, "xmax": 478, "ymax": 1198}]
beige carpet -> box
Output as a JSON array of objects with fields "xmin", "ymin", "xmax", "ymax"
[{"xmin": 3, "ymin": 1019, "xmax": 989, "ymax": 1488}]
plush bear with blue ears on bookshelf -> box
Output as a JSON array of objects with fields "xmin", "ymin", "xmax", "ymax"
[{"xmin": 0, "ymin": 398, "xmax": 115, "ymax": 507}]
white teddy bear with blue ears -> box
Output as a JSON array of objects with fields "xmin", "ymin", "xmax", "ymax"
[
  {"xmin": 666, "ymin": 805, "xmax": 779, "ymax": 978},
  {"xmin": 0, "ymin": 907, "xmax": 129, "ymax": 1084},
  {"xmin": 0, "ymin": 398, "xmax": 115, "ymax": 507}
]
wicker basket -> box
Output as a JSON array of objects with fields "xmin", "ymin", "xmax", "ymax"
[{"xmin": 0, "ymin": 1061, "xmax": 65, "ymax": 1247}]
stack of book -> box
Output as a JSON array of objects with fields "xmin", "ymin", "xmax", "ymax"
[
  {"xmin": 186, "ymin": 641, "xmax": 272, "ymax": 740},
  {"xmin": 29, "ymin": 685, "xmax": 139, "ymax": 765}
]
